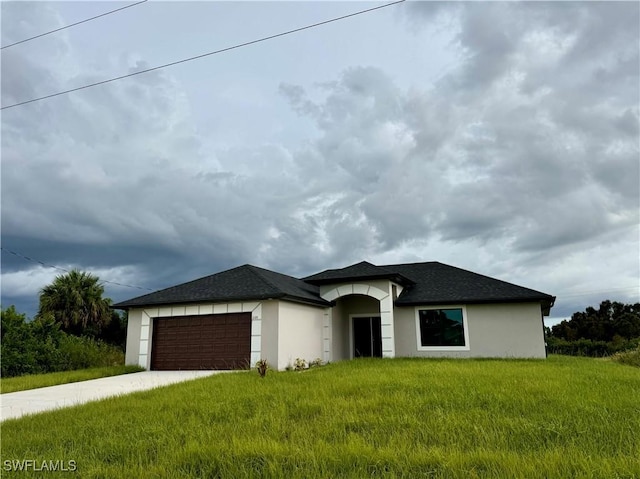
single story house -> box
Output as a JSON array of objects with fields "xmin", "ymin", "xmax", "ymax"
[{"xmin": 113, "ymin": 261, "xmax": 555, "ymax": 370}]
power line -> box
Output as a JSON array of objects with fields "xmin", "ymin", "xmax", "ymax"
[
  {"xmin": 3, "ymin": 244, "xmax": 637, "ymax": 298},
  {"xmin": 0, "ymin": 246, "xmax": 154, "ymax": 291},
  {"xmin": 1, "ymin": 0, "xmax": 406, "ymax": 111},
  {"xmin": 1, "ymin": 0, "xmax": 148, "ymax": 50}
]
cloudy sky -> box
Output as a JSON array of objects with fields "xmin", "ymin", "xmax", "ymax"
[{"xmin": 2, "ymin": 1, "xmax": 639, "ymax": 324}]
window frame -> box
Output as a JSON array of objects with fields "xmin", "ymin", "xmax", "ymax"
[{"xmin": 414, "ymin": 305, "xmax": 470, "ymax": 351}]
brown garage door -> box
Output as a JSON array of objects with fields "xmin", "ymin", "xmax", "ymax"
[{"xmin": 150, "ymin": 313, "xmax": 251, "ymax": 370}]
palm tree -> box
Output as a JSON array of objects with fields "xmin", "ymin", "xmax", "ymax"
[{"xmin": 38, "ymin": 269, "xmax": 112, "ymax": 336}]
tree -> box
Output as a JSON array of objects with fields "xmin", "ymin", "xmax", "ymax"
[
  {"xmin": 550, "ymin": 300, "xmax": 640, "ymax": 342},
  {"xmin": 37, "ymin": 269, "xmax": 112, "ymax": 338},
  {"xmin": 99, "ymin": 310, "xmax": 128, "ymax": 350},
  {"xmin": 1, "ymin": 305, "xmax": 38, "ymax": 376},
  {"xmin": 1, "ymin": 306, "xmax": 66, "ymax": 376}
]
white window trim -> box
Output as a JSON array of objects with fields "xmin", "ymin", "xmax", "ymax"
[{"xmin": 414, "ymin": 305, "xmax": 470, "ymax": 352}]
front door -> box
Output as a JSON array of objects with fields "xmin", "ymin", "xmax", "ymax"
[{"xmin": 353, "ymin": 316, "xmax": 382, "ymax": 358}]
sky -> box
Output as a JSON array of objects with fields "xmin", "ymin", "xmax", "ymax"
[{"xmin": 1, "ymin": 1, "xmax": 639, "ymax": 325}]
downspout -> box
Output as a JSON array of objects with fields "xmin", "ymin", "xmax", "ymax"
[
  {"xmin": 542, "ymin": 309, "xmax": 548, "ymax": 358},
  {"xmin": 542, "ymin": 297, "xmax": 556, "ymax": 358}
]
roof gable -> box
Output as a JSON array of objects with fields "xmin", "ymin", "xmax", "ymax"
[
  {"xmin": 304, "ymin": 261, "xmax": 414, "ymax": 286},
  {"xmin": 112, "ymin": 264, "xmax": 329, "ymax": 309}
]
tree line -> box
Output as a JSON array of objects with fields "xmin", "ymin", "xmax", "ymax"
[{"xmin": 545, "ymin": 300, "xmax": 640, "ymax": 357}]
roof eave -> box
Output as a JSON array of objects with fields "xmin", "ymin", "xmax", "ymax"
[
  {"xmin": 395, "ymin": 296, "xmax": 556, "ymax": 312},
  {"xmin": 112, "ymin": 291, "xmax": 332, "ymax": 311},
  {"xmin": 112, "ymin": 292, "xmax": 288, "ymax": 310}
]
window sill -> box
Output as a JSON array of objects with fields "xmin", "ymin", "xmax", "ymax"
[{"xmin": 417, "ymin": 346, "xmax": 470, "ymax": 352}]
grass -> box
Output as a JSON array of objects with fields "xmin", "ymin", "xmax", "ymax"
[
  {"xmin": 0, "ymin": 365, "xmax": 145, "ymax": 394},
  {"xmin": 1, "ymin": 356, "xmax": 639, "ymax": 478}
]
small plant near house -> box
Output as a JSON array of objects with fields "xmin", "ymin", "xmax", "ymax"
[
  {"xmin": 255, "ymin": 359, "xmax": 269, "ymax": 378},
  {"xmin": 309, "ymin": 358, "xmax": 324, "ymax": 368},
  {"xmin": 293, "ymin": 358, "xmax": 307, "ymax": 371}
]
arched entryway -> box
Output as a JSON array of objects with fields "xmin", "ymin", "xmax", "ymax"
[{"xmin": 319, "ymin": 282, "xmax": 396, "ymax": 362}]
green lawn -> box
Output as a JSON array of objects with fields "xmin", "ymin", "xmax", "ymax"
[
  {"xmin": 0, "ymin": 365, "xmax": 145, "ymax": 394},
  {"xmin": 1, "ymin": 356, "xmax": 638, "ymax": 478}
]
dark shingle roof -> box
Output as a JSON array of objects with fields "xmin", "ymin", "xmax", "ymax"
[
  {"xmin": 112, "ymin": 264, "xmax": 330, "ymax": 309},
  {"xmin": 304, "ymin": 261, "xmax": 414, "ymax": 286},
  {"xmin": 389, "ymin": 262, "xmax": 554, "ymax": 313},
  {"xmin": 113, "ymin": 261, "xmax": 555, "ymax": 315}
]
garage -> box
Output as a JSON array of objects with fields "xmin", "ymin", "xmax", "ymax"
[{"xmin": 150, "ymin": 313, "xmax": 251, "ymax": 370}]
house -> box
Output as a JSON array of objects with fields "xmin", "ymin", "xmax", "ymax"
[{"xmin": 113, "ymin": 261, "xmax": 555, "ymax": 370}]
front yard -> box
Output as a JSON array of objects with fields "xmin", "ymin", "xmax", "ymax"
[{"xmin": 1, "ymin": 356, "xmax": 638, "ymax": 478}]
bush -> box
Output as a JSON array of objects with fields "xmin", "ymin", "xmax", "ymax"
[
  {"xmin": 95, "ymin": 311, "xmax": 128, "ymax": 351},
  {"xmin": 309, "ymin": 358, "xmax": 324, "ymax": 368},
  {"xmin": 1, "ymin": 307, "xmax": 69, "ymax": 376},
  {"xmin": 546, "ymin": 336, "xmax": 640, "ymax": 357},
  {"xmin": 293, "ymin": 358, "xmax": 307, "ymax": 371},
  {"xmin": 1, "ymin": 306, "xmax": 124, "ymax": 378},
  {"xmin": 611, "ymin": 345, "xmax": 640, "ymax": 367},
  {"xmin": 1, "ymin": 306, "xmax": 44, "ymax": 377},
  {"xmin": 56, "ymin": 336, "xmax": 124, "ymax": 370}
]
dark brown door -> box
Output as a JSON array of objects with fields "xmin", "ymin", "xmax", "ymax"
[{"xmin": 150, "ymin": 313, "xmax": 251, "ymax": 370}]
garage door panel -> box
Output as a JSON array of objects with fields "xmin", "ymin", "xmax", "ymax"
[{"xmin": 151, "ymin": 313, "xmax": 251, "ymax": 370}]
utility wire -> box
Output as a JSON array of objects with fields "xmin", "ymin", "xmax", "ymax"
[
  {"xmin": 1, "ymin": 0, "xmax": 148, "ymax": 50},
  {"xmin": 1, "ymin": 0, "xmax": 406, "ymax": 111},
  {"xmin": 2, "ymin": 245, "xmax": 638, "ymax": 299},
  {"xmin": 0, "ymin": 246, "xmax": 154, "ymax": 291}
]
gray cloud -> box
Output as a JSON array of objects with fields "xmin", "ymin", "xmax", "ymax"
[{"xmin": 2, "ymin": 1, "xmax": 638, "ymax": 319}]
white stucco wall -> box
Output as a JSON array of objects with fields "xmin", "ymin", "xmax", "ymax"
[
  {"xmin": 394, "ymin": 302, "xmax": 546, "ymax": 358},
  {"xmin": 124, "ymin": 309, "xmax": 143, "ymax": 365},
  {"xmin": 125, "ymin": 298, "xmax": 546, "ymax": 369},
  {"xmin": 260, "ymin": 300, "xmax": 279, "ymax": 369},
  {"xmin": 330, "ymin": 300, "xmax": 347, "ymax": 361},
  {"xmin": 123, "ymin": 307, "xmax": 154, "ymax": 368},
  {"xmin": 276, "ymin": 301, "xmax": 325, "ymax": 370}
]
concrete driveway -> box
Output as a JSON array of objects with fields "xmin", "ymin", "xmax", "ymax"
[{"xmin": 1, "ymin": 371, "xmax": 226, "ymax": 421}]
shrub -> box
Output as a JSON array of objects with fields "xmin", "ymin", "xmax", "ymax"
[
  {"xmin": 1, "ymin": 306, "xmax": 40, "ymax": 377},
  {"xmin": 57, "ymin": 336, "xmax": 124, "ymax": 370},
  {"xmin": 293, "ymin": 358, "xmax": 307, "ymax": 371},
  {"xmin": 611, "ymin": 345, "xmax": 640, "ymax": 367},
  {"xmin": 309, "ymin": 358, "xmax": 324, "ymax": 368},
  {"xmin": 546, "ymin": 337, "xmax": 640, "ymax": 357},
  {"xmin": 1, "ymin": 306, "xmax": 124, "ymax": 377},
  {"xmin": 97, "ymin": 311, "xmax": 128, "ymax": 350}
]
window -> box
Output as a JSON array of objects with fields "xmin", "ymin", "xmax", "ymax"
[{"xmin": 416, "ymin": 307, "xmax": 468, "ymax": 349}]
